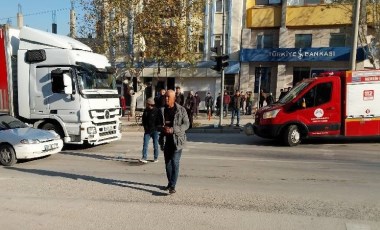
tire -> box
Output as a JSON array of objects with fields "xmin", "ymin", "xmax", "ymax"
[
  {"xmin": 0, "ymin": 144, "xmax": 17, "ymax": 166},
  {"xmin": 282, "ymin": 125, "xmax": 301, "ymax": 146},
  {"xmin": 41, "ymin": 122, "xmax": 64, "ymax": 139}
]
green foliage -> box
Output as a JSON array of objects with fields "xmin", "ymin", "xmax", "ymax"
[{"xmin": 77, "ymin": 0, "xmax": 205, "ymax": 72}]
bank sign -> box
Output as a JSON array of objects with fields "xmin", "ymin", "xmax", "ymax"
[{"xmin": 240, "ymin": 47, "xmax": 366, "ymax": 62}]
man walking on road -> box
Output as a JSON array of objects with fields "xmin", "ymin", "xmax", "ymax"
[
  {"xmin": 140, "ymin": 98, "xmax": 163, "ymax": 163},
  {"xmin": 159, "ymin": 90, "xmax": 189, "ymax": 194}
]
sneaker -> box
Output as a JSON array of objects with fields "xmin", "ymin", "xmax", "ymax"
[
  {"xmin": 169, "ymin": 187, "xmax": 176, "ymax": 194},
  {"xmin": 153, "ymin": 159, "xmax": 159, "ymax": 163},
  {"xmin": 162, "ymin": 185, "xmax": 171, "ymax": 191},
  {"xmin": 236, "ymin": 124, "xmax": 240, "ymax": 127},
  {"xmin": 139, "ymin": 158, "xmax": 148, "ymax": 163}
]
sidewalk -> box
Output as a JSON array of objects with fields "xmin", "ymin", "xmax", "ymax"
[{"xmin": 120, "ymin": 112, "xmax": 254, "ymax": 133}]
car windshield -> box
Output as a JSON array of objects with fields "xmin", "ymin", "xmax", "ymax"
[
  {"xmin": 0, "ymin": 115, "xmax": 28, "ymax": 130},
  {"xmin": 278, "ymin": 81, "xmax": 311, "ymax": 104}
]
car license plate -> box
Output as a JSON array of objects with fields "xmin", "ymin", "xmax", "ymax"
[{"xmin": 44, "ymin": 143, "xmax": 58, "ymax": 151}]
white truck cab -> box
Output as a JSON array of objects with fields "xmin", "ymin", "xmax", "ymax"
[{"xmin": 2, "ymin": 26, "xmax": 122, "ymax": 145}]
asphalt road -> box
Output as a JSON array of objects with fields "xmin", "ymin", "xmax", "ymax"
[{"xmin": 0, "ymin": 132, "xmax": 379, "ymax": 230}]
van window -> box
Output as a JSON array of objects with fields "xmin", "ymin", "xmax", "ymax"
[{"xmin": 304, "ymin": 82, "xmax": 332, "ymax": 107}]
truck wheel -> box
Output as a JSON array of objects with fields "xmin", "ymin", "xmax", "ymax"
[
  {"xmin": 42, "ymin": 122, "xmax": 64, "ymax": 139},
  {"xmin": 0, "ymin": 144, "xmax": 17, "ymax": 166},
  {"xmin": 283, "ymin": 125, "xmax": 301, "ymax": 146}
]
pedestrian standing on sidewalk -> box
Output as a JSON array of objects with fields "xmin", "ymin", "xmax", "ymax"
[
  {"xmin": 205, "ymin": 92, "xmax": 214, "ymax": 116},
  {"xmin": 230, "ymin": 90, "xmax": 242, "ymax": 127},
  {"xmin": 175, "ymin": 86, "xmax": 184, "ymax": 106},
  {"xmin": 155, "ymin": 89, "xmax": 166, "ymax": 109},
  {"xmin": 184, "ymin": 91, "xmax": 196, "ymax": 128},
  {"xmin": 159, "ymin": 90, "xmax": 189, "ymax": 194},
  {"xmin": 223, "ymin": 91, "xmax": 231, "ymax": 117},
  {"xmin": 140, "ymin": 98, "xmax": 163, "ymax": 163},
  {"xmin": 194, "ymin": 92, "xmax": 201, "ymax": 118}
]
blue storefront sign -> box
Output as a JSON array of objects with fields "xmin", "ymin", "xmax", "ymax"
[{"xmin": 240, "ymin": 47, "xmax": 366, "ymax": 62}]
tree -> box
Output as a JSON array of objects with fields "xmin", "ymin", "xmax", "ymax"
[
  {"xmin": 77, "ymin": 0, "xmax": 205, "ymax": 116},
  {"xmin": 328, "ymin": 0, "xmax": 380, "ymax": 68}
]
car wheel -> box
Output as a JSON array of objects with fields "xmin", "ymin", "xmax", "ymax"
[
  {"xmin": 0, "ymin": 144, "xmax": 17, "ymax": 166},
  {"xmin": 283, "ymin": 125, "xmax": 301, "ymax": 146},
  {"xmin": 42, "ymin": 122, "xmax": 64, "ymax": 139}
]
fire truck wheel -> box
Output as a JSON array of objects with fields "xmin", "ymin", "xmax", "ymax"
[
  {"xmin": 0, "ymin": 144, "xmax": 17, "ymax": 166},
  {"xmin": 41, "ymin": 122, "xmax": 64, "ymax": 139},
  {"xmin": 283, "ymin": 125, "xmax": 301, "ymax": 146}
]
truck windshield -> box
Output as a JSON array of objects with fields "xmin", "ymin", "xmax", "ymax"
[
  {"xmin": 77, "ymin": 69, "xmax": 115, "ymax": 90},
  {"xmin": 75, "ymin": 65, "xmax": 116, "ymax": 91},
  {"xmin": 278, "ymin": 81, "xmax": 310, "ymax": 104}
]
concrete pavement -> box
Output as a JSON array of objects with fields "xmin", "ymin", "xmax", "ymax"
[{"xmin": 120, "ymin": 112, "xmax": 255, "ymax": 133}]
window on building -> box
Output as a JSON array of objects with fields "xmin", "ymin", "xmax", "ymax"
[
  {"xmin": 257, "ymin": 34, "xmax": 273, "ymax": 49},
  {"xmin": 293, "ymin": 67, "xmax": 310, "ymax": 86},
  {"xmin": 216, "ymin": 0, "xmax": 223, "ymax": 12},
  {"xmin": 330, "ymin": 33, "xmax": 347, "ymax": 47},
  {"xmin": 214, "ymin": 34, "xmax": 222, "ymax": 49},
  {"xmin": 295, "ymin": 34, "xmax": 312, "ymax": 48},
  {"xmin": 257, "ymin": 0, "xmax": 282, "ymax": 5},
  {"xmin": 197, "ymin": 36, "xmax": 204, "ymax": 53},
  {"xmin": 288, "ymin": 0, "xmax": 323, "ymax": 6},
  {"xmin": 216, "ymin": 0, "xmax": 229, "ymax": 12}
]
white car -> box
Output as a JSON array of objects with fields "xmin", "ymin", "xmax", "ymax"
[{"xmin": 0, "ymin": 114, "xmax": 63, "ymax": 166}]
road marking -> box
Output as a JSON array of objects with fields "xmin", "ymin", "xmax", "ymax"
[{"xmin": 346, "ymin": 223, "xmax": 371, "ymax": 230}]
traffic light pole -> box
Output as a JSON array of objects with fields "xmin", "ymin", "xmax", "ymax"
[{"xmin": 219, "ymin": 0, "xmax": 226, "ymax": 127}]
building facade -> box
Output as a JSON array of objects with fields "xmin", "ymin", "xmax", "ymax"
[
  {"xmin": 122, "ymin": 0, "xmax": 246, "ymax": 109},
  {"xmin": 241, "ymin": 0, "xmax": 372, "ymax": 106}
]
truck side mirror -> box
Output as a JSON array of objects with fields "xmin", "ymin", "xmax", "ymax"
[{"xmin": 63, "ymin": 73, "xmax": 73, "ymax": 95}]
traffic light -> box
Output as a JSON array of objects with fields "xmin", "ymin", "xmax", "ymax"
[{"xmin": 211, "ymin": 55, "xmax": 229, "ymax": 72}]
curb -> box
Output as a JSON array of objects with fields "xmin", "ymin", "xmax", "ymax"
[{"xmin": 121, "ymin": 125, "xmax": 242, "ymax": 133}]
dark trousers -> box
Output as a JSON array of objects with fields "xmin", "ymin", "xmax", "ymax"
[
  {"xmin": 164, "ymin": 141, "xmax": 182, "ymax": 188},
  {"xmin": 186, "ymin": 109, "xmax": 194, "ymax": 128}
]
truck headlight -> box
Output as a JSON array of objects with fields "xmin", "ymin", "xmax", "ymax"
[
  {"xmin": 263, "ymin": 109, "xmax": 281, "ymax": 119},
  {"xmin": 87, "ymin": 127, "xmax": 97, "ymax": 134}
]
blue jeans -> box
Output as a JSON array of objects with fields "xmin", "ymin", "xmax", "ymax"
[
  {"xmin": 142, "ymin": 131, "xmax": 160, "ymax": 160},
  {"xmin": 230, "ymin": 108, "xmax": 240, "ymax": 125},
  {"xmin": 164, "ymin": 143, "xmax": 182, "ymax": 188}
]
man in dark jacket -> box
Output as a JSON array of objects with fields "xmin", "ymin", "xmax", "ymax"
[
  {"xmin": 184, "ymin": 91, "xmax": 196, "ymax": 128},
  {"xmin": 140, "ymin": 98, "xmax": 163, "ymax": 163},
  {"xmin": 230, "ymin": 90, "xmax": 242, "ymax": 127},
  {"xmin": 159, "ymin": 90, "xmax": 189, "ymax": 194},
  {"xmin": 175, "ymin": 86, "xmax": 184, "ymax": 106},
  {"xmin": 155, "ymin": 89, "xmax": 166, "ymax": 108},
  {"xmin": 205, "ymin": 92, "xmax": 214, "ymax": 116}
]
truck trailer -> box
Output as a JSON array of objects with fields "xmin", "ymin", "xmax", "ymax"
[
  {"xmin": 0, "ymin": 25, "xmax": 122, "ymax": 145},
  {"xmin": 246, "ymin": 70, "xmax": 380, "ymax": 146}
]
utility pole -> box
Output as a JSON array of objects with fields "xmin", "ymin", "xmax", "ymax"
[
  {"xmin": 350, "ymin": 0, "xmax": 360, "ymax": 70},
  {"xmin": 219, "ymin": 0, "xmax": 226, "ymax": 127}
]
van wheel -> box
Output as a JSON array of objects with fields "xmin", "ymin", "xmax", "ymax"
[
  {"xmin": 42, "ymin": 122, "xmax": 64, "ymax": 139},
  {"xmin": 0, "ymin": 144, "xmax": 17, "ymax": 166},
  {"xmin": 283, "ymin": 125, "xmax": 301, "ymax": 146}
]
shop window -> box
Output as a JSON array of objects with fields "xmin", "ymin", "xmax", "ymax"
[
  {"xmin": 254, "ymin": 67, "xmax": 271, "ymax": 94},
  {"xmin": 295, "ymin": 34, "xmax": 312, "ymax": 48},
  {"xmin": 293, "ymin": 67, "xmax": 310, "ymax": 86},
  {"xmin": 330, "ymin": 33, "xmax": 347, "ymax": 47},
  {"xmin": 257, "ymin": 34, "xmax": 274, "ymax": 49}
]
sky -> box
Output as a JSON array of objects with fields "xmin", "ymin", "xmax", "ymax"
[{"xmin": 0, "ymin": 0, "xmax": 82, "ymax": 36}]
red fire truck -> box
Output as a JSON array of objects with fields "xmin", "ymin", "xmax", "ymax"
[{"xmin": 245, "ymin": 70, "xmax": 380, "ymax": 146}]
